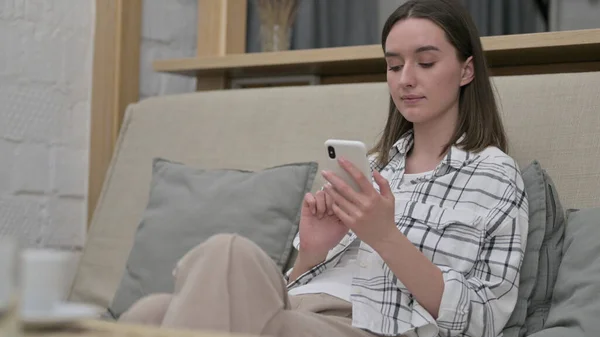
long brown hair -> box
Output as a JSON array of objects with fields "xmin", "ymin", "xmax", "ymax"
[{"xmin": 370, "ymin": 0, "xmax": 507, "ymax": 166}]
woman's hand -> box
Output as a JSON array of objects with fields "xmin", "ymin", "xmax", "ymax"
[
  {"xmin": 288, "ymin": 191, "xmax": 348, "ymax": 283},
  {"xmin": 321, "ymin": 157, "xmax": 396, "ymax": 250},
  {"xmin": 298, "ymin": 191, "xmax": 348, "ymax": 261}
]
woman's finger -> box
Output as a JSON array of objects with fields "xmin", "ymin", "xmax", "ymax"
[
  {"xmin": 315, "ymin": 190, "xmax": 327, "ymax": 219},
  {"xmin": 304, "ymin": 193, "xmax": 316, "ymax": 215},
  {"xmin": 324, "ymin": 186, "xmax": 334, "ymax": 216},
  {"xmin": 332, "ymin": 203, "xmax": 353, "ymax": 228},
  {"xmin": 373, "ymin": 170, "xmax": 393, "ymax": 198},
  {"xmin": 322, "ymin": 171, "xmax": 363, "ymax": 207},
  {"xmin": 338, "ymin": 157, "xmax": 376, "ymax": 196},
  {"xmin": 324, "ymin": 183, "xmax": 356, "ymax": 218}
]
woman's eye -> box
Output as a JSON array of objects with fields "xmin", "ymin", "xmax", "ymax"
[
  {"xmin": 420, "ymin": 63, "xmax": 435, "ymax": 68},
  {"xmin": 388, "ymin": 65, "xmax": 403, "ymax": 72}
]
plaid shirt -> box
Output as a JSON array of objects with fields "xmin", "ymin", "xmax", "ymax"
[{"xmin": 287, "ymin": 131, "xmax": 529, "ymax": 337}]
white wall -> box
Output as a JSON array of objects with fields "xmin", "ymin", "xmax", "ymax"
[
  {"xmin": 140, "ymin": 0, "xmax": 197, "ymax": 100},
  {"xmin": 0, "ymin": 0, "xmax": 199, "ymax": 249},
  {"xmin": 0, "ymin": 1, "xmax": 94, "ymax": 251},
  {"xmin": 551, "ymin": 0, "xmax": 600, "ymax": 31}
]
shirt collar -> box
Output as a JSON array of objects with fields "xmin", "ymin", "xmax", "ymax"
[{"xmin": 392, "ymin": 130, "xmax": 472, "ymax": 171}]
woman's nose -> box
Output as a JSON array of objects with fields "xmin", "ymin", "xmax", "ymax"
[{"xmin": 399, "ymin": 65, "xmax": 416, "ymax": 88}]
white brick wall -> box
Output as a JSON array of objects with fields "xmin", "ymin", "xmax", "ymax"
[
  {"xmin": 140, "ymin": 0, "xmax": 197, "ymax": 100},
  {"xmin": 0, "ymin": 0, "xmax": 196, "ymax": 294},
  {"xmin": 0, "ymin": 0, "xmax": 94, "ymax": 252}
]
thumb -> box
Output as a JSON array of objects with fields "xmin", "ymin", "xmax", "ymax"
[{"xmin": 373, "ymin": 170, "xmax": 393, "ymax": 198}]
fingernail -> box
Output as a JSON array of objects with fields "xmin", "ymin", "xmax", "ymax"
[{"xmin": 321, "ymin": 170, "xmax": 329, "ymax": 176}]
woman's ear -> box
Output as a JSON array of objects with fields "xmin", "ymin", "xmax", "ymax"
[{"xmin": 460, "ymin": 56, "xmax": 475, "ymax": 87}]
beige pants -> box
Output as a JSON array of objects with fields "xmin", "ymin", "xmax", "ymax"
[{"xmin": 119, "ymin": 234, "xmax": 378, "ymax": 337}]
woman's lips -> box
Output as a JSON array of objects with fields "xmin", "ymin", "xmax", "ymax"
[{"xmin": 401, "ymin": 95, "xmax": 425, "ymax": 104}]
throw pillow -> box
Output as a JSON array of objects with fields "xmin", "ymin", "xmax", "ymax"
[
  {"xmin": 108, "ymin": 158, "xmax": 318, "ymax": 318},
  {"xmin": 503, "ymin": 161, "xmax": 566, "ymax": 337},
  {"xmin": 524, "ymin": 165, "xmax": 565, "ymax": 335},
  {"xmin": 529, "ymin": 207, "xmax": 600, "ymax": 337}
]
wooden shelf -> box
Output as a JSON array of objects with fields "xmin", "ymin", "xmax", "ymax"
[
  {"xmin": 153, "ymin": 28, "xmax": 600, "ymax": 79},
  {"xmin": 154, "ymin": 44, "xmax": 387, "ymax": 78}
]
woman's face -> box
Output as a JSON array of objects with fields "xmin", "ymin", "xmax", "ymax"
[{"xmin": 384, "ymin": 18, "xmax": 473, "ymax": 126}]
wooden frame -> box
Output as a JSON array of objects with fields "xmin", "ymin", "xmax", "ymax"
[
  {"xmin": 88, "ymin": 0, "xmax": 142, "ymax": 223},
  {"xmin": 195, "ymin": 0, "xmax": 247, "ymax": 90}
]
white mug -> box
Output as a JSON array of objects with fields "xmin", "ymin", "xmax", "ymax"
[{"xmin": 19, "ymin": 248, "xmax": 71, "ymax": 315}]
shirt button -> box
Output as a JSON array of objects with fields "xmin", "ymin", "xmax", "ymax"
[{"xmin": 359, "ymin": 261, "xmax": 367, "ymax": 268}]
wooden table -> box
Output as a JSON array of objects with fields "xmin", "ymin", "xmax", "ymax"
[{"xmin": 24, "ymin": 319, "xmax": 257, "ymax": 337}]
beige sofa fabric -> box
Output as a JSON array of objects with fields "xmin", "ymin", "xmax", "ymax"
[
  {"xmin": 496, "ymin": 72, "xmax": 600, "ymax": 210},
  {"xmin": 69, "ymin": 71, "xmax": 600, "ymax": 309}
]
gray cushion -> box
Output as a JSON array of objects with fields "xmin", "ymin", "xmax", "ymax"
[
  {"xmin": 108, "ymin": 158, "xmax": 318, "ymax": 318},
  {"xmin": 529, "ymin": 207, "xmax": 600, "ymax": 337},
  {"xmin": 503, "ymin": 161, "xmax": 565, "ymax": 337},
  {"xmin": 525, "ymin": 166, "xmax": 565, "ymax": 334}
]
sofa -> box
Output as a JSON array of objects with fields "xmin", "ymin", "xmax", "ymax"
[{"xmin": 67, "ymin": 70, "xmax": 600, "ymax": 336}]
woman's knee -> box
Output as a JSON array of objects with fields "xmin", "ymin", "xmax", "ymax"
[
  {"xmin": 185, "ymin": 233, "xmax": 262, "ymax": 261},
  {"xmin": 119, "ymin": 293, "xmax": 172, "ymax": 325},
  {"xmin": 215, "ymin": 234, "xmax": 270, "ymax": 263},
  {"xmin": 203, "ymin": 233, "xmax": 241, "ymax": 251},
  {"xmin": 175, "ymin": 234, "xmax": 233, "ymax": 274},
  {"xmin": 173, "ymin": 234, "xmax": 265, "ymax": 282}
]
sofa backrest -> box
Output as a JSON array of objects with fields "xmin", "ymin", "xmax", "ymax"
[{"xmin": 69, "ymin": 71, "xmax": 600, "ymax": 309}]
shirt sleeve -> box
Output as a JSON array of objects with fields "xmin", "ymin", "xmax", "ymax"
[{"xmin": 435, "ymin": 166, "xmax": 529, "ymax": 337}]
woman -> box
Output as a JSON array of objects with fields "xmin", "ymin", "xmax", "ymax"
[{"xmin": 119, "ymin": 0, "xmax": 529, "ymax": 336}]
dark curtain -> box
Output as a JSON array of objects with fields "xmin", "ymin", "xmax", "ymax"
[
  {"xmin": 461, "ymin": 0, "xmax": 547, "ymax": 36},
  {"xmin": 246, "ymin": 0, "xmax": 547, "ymax": 53},
  {"xmin": 246, "ymin": 0, "xmax": 380, "ymax": 52}
]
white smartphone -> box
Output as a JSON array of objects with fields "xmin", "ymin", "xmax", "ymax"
[{"xmin": 323, "ymin": 139, "xmax": 372, "ymax": 192}]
